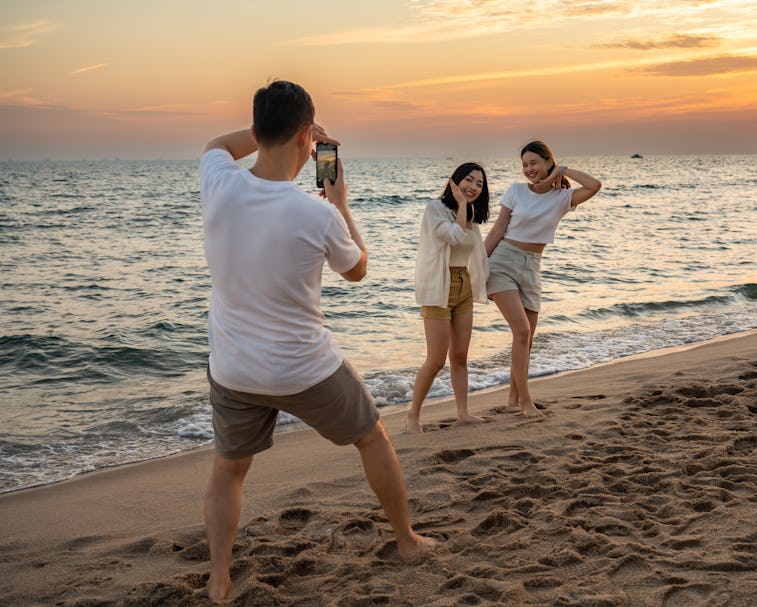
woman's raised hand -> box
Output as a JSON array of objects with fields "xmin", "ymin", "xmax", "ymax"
[
  {"xmin": 536, "ymin": 163, "xmax": 562, "ymax": 188},
  {"xmin": 539, "ymin": 164, "xmax": 562, "ymax": 190},
  {"xmin": 448, "ymin": 179, "xmax": 467, "ymax": 210}
]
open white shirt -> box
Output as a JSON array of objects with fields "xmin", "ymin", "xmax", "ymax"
[{"xmin": 414, "ymin": 199, "xmax": 488, "ymax": 307}]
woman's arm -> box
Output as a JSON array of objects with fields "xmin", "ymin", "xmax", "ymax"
[
  {"xmin": 565, "ymin": 167, "xmax": 601, "ymax": 206},
  {"xmin": 542, "ymin": 165, "xmax": 601, "ymax": 207},
  {"xmin": 484, "ymin": 206, "xmax": 512, "ymax": 256},
  {"xmin": 427, "ymin": 200, "xmax": 465, "ymax": 246}
]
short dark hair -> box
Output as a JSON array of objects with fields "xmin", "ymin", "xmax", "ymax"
[
  {"xmin": 252, "ymin": 80, "xmax": 314, "ymax": 146},
  {"xmin": 440, "ymin": 162, "xmax": 490, "ymax": 224}
]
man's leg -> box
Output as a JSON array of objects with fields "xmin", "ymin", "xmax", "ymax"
[
  {"xmin": 354, "ymin": 419, "xmax": 436, "ymax": 559},
  {"xmin": 204, "ymin": 451, "xmax": 253, "ymax": 602}
]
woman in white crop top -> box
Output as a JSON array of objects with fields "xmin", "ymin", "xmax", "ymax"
[
  {"xmin": 484, "ymin": 141, "xmax": 601, "ymax": 418},
  {"xmin": 406, "ymin": 163, "xmax": 490, "ymax": 433}
]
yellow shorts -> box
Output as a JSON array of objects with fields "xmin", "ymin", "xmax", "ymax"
[{"xmin": 421, "ymin": 267, "xmax": 474, "ymax": 320}]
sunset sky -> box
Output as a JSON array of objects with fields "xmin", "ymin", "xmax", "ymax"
[{"xmin": 2, "ymin": 0, "xmax": 756, "ymax": 159}]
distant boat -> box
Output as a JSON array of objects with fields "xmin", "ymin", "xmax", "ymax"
[{"xmin": 631, "ymin": 153, "xmax": 643, "ymax": 159}]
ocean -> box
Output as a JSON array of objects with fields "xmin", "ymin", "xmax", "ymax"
[{"xmin": 1, "ymin": 154, "xmax": 755, "ymax": 494}]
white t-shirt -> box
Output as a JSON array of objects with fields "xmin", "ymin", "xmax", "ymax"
[
  {"xmin": 200, "ymin": 149, "xmax": 361, "ymax": 395},
  {"xmin": 501, "ymin": 182, "xmax": 574, "ymax": 244}
]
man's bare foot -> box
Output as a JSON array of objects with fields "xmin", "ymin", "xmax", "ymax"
[
  {"xmin": 397, "ymin": 533, "xmax": 438, "ymax": 561},
  {"xmin": 205, "ymin": 573, "xmax": 232, "ymax": 603},
  {"xmin": 405, "ymin": 416, "xmax": 423, "ymax": 433},
  {"xmin": 519, "ymin": 402, "xmax": 543, "ymax": 418},
  {"xmin": 455, "ymin": 414, "xmax": 487, "ymax": 425}
]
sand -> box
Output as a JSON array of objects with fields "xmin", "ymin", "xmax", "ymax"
[{"xmin": 1, "ymin": 331, "xmax": 755, "ymax": 607}]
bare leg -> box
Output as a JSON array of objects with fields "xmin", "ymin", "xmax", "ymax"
[
  {"xmin": 507, "ymin": 373, "xmax": 519, "ymax": 410},
  {"xmin": 449, "ymin": 311, "xmax": 484, "ymax": 425},
  {"xmin": 490, "ymin": 290, "xmax": 542, "ymax": 417},
  {"xmin": 525, "ymin": 307, "xmax": 539, "ymax": 409},
  {"xmin": 204, "ymin": 452, "xmax": 253, "ymax": 602},
  {"xmin": 406, "ymin": 318, "xmax": 450, "ymax": 433},
  {"xmin": 509, "ymin": 308, "xmax": 538, "ymax": 409},
  {"xmin": 355, "ymin": 420, "xmax": 436, "ymax": 558}
]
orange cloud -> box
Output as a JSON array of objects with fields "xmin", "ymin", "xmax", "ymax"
[
  {"xmin": 293, "ymin": 1, "xmax": 749, "ymax": 47},
  {"xmin": 0, "ymin": 89, "xmax": 50, "ymax": 108},
  {"xmin": 594, "ymin": 33, "xmax": 721, "ymax": 50},
  {"xmin": 70, "ymin": 63, "xmax": 110, "ymax": 75},
  {"xmin": 0, "ymin": 20, "xmax": 58, "ymax": 50},
  {"xmin": 563, "ymin": 0, "xmax": 713, "ymax": 17},
  {"xmin": 332, "ymin": 88, "xmax": 429, "ymax": 113},
  {"xmin": 634, "ymin": 54, "xmax": 757, "ymax": 77}
]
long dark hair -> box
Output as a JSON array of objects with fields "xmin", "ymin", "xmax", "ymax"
[
  {"xmin": 521, "ymin": 141, "xmax": 570, "ymax": 189},
  {"xmin": 440, "ymin": 162, "xmax": 489, "ymax": 224}
]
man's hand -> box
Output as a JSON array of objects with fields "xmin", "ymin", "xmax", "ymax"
[
  {"xmin": 310, "ymin": 124, "xmax": 340, "ymax": 160},
  {"xmin": 322, "ymin": 159, "xmax": 347, "ymax": 208}
]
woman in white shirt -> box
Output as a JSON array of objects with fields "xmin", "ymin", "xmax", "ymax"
[
  {"xmin": 406, "ymin": 163, "xmax": 490, "ymax": 433},
  {"xmin": 485, "ymin": 141, "xmax": 601, "ymax": 417}
]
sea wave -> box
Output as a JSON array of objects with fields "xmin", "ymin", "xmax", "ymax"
[
  {"xmin": 578, "ymin": 286, "xmax": 752, "ymax": 320},
  {"xmin": 0, "ymin": 332, "xmax": 206, "ymax": 386}
]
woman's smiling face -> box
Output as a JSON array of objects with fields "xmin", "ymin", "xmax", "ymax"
[
  {"xmin": 459, "ymin": 169, "xmax": 484, "ymax": 202},
  {"xmin": 521, "ymin": 151, "xmax": 551, "ymax": 184}
]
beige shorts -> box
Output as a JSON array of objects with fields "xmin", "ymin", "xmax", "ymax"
[
  {"xmin": 421, "ymin": 267, "xmax": 474, "ymax": 320},
  {"xmin": 487, "ymin": 240, "xmax": 542, "ymax": 312},
  {"xmin": 208, "ymin": 361, "xmax": 380, "ymax": 460}
]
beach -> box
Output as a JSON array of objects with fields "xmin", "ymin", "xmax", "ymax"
[{"xmin": 1, "ymin": 331, "xmax": 755, "ymax": 606}]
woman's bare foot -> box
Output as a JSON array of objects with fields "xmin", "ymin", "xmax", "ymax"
[
  {"xmin": 405, "ymin": 416, "xmax": 423, "ymax": 433},
  {"xmin": 455, "ymin": 413, "xmax": 487, "ymax": 425},
  {"xmin": 205, "ymin": 572, "xmax": 232, "ymax": 603},
  {"xmin": 506, "ymin": 401, "xmax": 520, "ymax": 412},
  {"xmin": 519, "ymin": 402, "xmax": 543, "ymax": 418},
  {"xmin": 397, "ymin": 533, "xmax": 438, "ymax": 561}
]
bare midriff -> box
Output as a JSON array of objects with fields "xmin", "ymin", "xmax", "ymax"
[{"xmin": 503, "ymin": 238, "xmax": 546, "ymax": 254}]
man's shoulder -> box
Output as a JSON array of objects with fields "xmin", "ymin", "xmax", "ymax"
[
  {"xmin": 201, "ymin": 148, "xmax": 234, "ymax": 171},
  {"xmin": 279, "ymin": 188, "xmax": 340, "ymax": 231},
  {"xmin": 284, "ymin": 186, "xmax": 332, "ymax": 211}
]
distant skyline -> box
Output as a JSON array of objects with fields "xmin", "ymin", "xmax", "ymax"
[{"xmin": 1, "ymin": 0, "xmax": 756, "ymax": 159}]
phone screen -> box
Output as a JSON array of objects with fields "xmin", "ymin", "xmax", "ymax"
[{"xmin": 316, "ymin": 143, "xmax": 338, "ymax": 188}]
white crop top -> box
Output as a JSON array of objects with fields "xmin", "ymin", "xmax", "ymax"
[
  {"xmin": 501, "ymin": 182, "xmax": 574, "ymax": 244},
  {"xmin": 449, "ymin": 228, "xmax": 475, "ymax": 266}
]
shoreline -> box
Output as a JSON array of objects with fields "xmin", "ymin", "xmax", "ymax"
[
  {"xmin": 1, "ymin": 330, "xmax": 755, "ymax": 606},
  {"xmin": 1, "ymin": 329, "xmax": 754, "ymax": 498}
]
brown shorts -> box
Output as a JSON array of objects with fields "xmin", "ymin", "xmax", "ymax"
[
  {"xmin": 208, "ymin": 361, "xmax": 380, "ymax": 460},
  {"xmin": 421, "ymin": 267, "xmax": 474, "ymax": 320}
]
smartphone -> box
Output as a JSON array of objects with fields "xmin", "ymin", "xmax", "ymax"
[{"xmin": 316, "ymin": 142, "xmax": 338, "ymax": 188}]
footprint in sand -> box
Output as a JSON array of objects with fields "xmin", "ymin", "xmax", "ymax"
[
  {"xmin": 430, "ymin": 448, "xmax": 477, "ymax": 465},
  {"xmin": 276, "ymin": 507, "xmax": 313, "ymax": 535}
]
